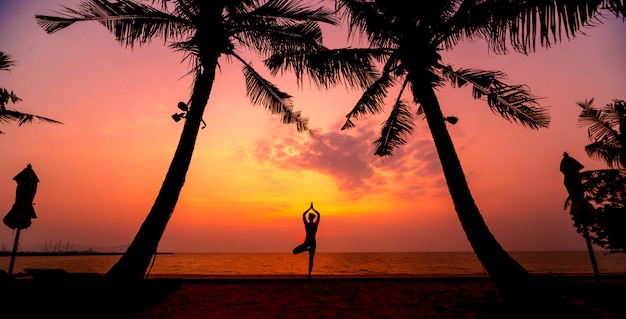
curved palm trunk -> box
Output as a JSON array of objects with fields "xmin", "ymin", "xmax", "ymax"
[
  {"xmin": 106, "ymin": 57, "xmax": 218, "ymax": 282},
  {"xmin": 415, "ymin": 84, "xmax": 583, "ymax": 316},
  {"xmin": 415, "ymin": 85, "xmax": 529, "ymax": 290}
]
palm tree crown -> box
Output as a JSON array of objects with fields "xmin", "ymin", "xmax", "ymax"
[
  {"xmin": 35, "ymin": 0, "xmax": 362, "ymax": 281},
  {"xmin": 575, "ymin": 98, "xmax": 625, "ymax": 254},
  {"xmin": 327, "ymin": 0, "xmax": 553, "ymax": 155},
  {"xmin": 36, "ymin": 0, "xmax": 340, "ymax": 135},
  {"xmin": 324, "ymin": 0, "xmax": 624, "ymax": 156}
]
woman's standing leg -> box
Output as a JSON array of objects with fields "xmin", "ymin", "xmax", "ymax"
[{"xmin": 307, "ymin": 246, "xmax": 316, "ymax": 279}]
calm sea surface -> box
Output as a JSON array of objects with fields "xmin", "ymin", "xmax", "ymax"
[{"xmin": 1, "ymin": 252, "xmax": 624, "ymax": 277}]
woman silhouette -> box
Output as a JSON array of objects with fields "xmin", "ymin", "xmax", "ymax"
[{"xmin": 292, "ymin": 202, "xmax": 320, "ymax": 279}]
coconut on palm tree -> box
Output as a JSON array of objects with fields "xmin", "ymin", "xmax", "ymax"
[
  {"xmin": 35, "ymin": 0, "xmax": 372, "ymax": 282},
  {"xmin": 265, "ymin": 0, "xmax": 622, "ymax": 315},
  {"xmin": 1, "ymin": 51, "xmax": 61, "ymax": 134}
]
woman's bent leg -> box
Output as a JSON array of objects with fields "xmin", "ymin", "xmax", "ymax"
[{"xmin": 293, "ymin": 243, "xmax": 308, "ymax": 254}]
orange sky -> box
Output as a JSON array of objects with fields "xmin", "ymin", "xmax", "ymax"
[{"xmin": 1, "ymin": 0, "xmax": 624, "ymax": 253}]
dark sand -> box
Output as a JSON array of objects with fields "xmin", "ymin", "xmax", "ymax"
[{"xmin": 1, "ymin": 273, "xmax": 625, "ymax": 319}]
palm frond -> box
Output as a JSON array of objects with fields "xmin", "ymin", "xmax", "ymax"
[
  {"xmin": 442, "ymin": 65, "xmax": 550, "ymax": 129},
  {"xmin": 436, "ymin": 0, "xmax": 507, "ymax": 51},
  {"xmin": 342, "ymin": 69, "xmax": 395, "ymax": 130},
  {"xmin": 374, "ymin": 100, "xmax": 414, "ymax": 157},
  {"xmin": 242, "ymin": 62, "xmax": 312, "ymax": 135},
  {"xmin": 237, "ymin": 21, "xmax": 324, "ymax": 57},
  {"xmin": 585, "ymin": 141, "xmax": 623, "ymax": 167},
  {"xmin": 577, "ymin": 98, "xmax": 621, "ymax": 138},
  {"xmin": 1, "ymin": 57, "xmax": 62, "ymax": 132},
  {"xmin": 606, "ymin": 0, "xmax": 626, "ymax": 16},
  {"xmin": 1, "ymin": 88, "xmax": 22, "ymax": 109},
  {"xmin": 232, "ymin": 0, "xmax": 338, "ymax": 56},
  {"xmin": 0, "ymin": 52, "xmax": 16, "ymax": 71},
  {"xmin": 246, "ymin": 0, "xmax": 337, "ymax": 25},
  {"xmin": 486, "ymin": 0, "xmax": 621, "ymax": 54},
  {"xmin": 35, "ymin": 0, "xmax": 186, "ymax": 48},
  {"xmin": 0, "ymin": 110, "xmax": 62, "ymax": 126},
  {"xmin": 1, "ymin": 88, "xmax": 62, "ymax": 126},
  {"xmin": 265, "ymin": 47, "xmax": 380, "ymax": 91},
  {"xmin": 221, "ymin": 0, "xmax": 260, "ymax": 15},
  {"xmin": 581, "ymin": 168, "xmax": 626, "ymax": 202},
  {"xmin": 577, "ymin": 98, "xmax": 624, "ymax": 168},
  {"xmin": 335, "ymin": 0, "xmax": 398, "ymax": 48}
]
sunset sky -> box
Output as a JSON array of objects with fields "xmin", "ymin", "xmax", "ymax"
[{"xmin": 1, "ymin": 0, "xmax": 624, "ymax": 254}]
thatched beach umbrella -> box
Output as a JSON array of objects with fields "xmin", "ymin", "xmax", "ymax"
[{"xmin": 3, "ymin": 164, "xmax": 39, "ymax": 275}]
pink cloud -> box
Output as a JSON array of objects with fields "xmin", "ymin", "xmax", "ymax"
[{"xmin": 251, "ymin": 118, "xmax": 448, "ymax": 199}]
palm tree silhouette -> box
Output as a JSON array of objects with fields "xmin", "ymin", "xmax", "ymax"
[
  {"xmin": 35, "ymin": 0, "xmax": 346, "ymax": 281},
  {"xmin": 575, "ymin": 98, "xmax": 626, "ymax": 254},
  {"xmin": 577, "ymin": 98, "xmax": 625, "ymax": 169},
  {"xmin": 271, "ymin": 0, "xmax": 621, "ymax": 315},
  {"xmin": 1, "ymin": 51, "xmax": 61, "ymax": 134}
]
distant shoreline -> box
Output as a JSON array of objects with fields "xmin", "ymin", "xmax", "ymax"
[{"xmin": 0, "ymin": 251, "xmax": 173, "ymax": 257}]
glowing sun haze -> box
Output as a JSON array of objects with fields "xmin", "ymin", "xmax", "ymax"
[{"xmin": 1, "ymin": 0, "xmax": 624, "ymax": 253}]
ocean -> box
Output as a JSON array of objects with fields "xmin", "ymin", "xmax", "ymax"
[{"xmin": 1, "ymin": 251, "xmax": 624, "ymax": 277}]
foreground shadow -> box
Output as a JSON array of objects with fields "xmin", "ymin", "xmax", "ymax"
[{"xmin": 0, "ymin": 269, "xmax": 181, "ymax": 319}]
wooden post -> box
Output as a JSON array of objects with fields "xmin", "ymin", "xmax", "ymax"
[
  {"xmin": 583, "ymin": 228, "xmax": 601, "ymax": 284},
  {"xmin": 8, "ymin": 228, "xmax": 21, "ymax": 276}
]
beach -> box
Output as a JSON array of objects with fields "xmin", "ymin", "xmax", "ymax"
[
  {"xmin": 2, "ymin": 273, "xmax": 625, "ymax": 319},
  {"xmin": 132, "ymin": 276, "xmax": 502, "ymax": 319}
]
